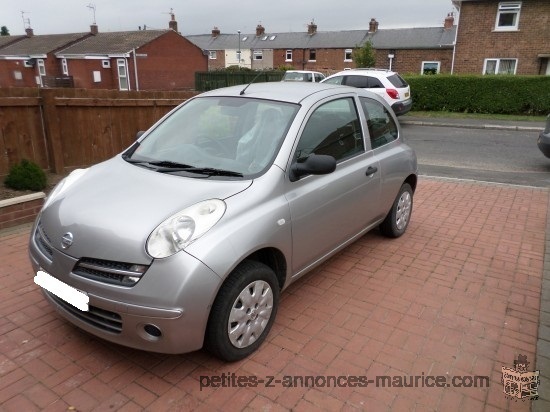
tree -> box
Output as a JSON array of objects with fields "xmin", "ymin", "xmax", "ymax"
[
  {"xmin": 1, "ymin": 26, "xmax": 9, "ymax": 36},
  {"xmin": 352, "ymin": 40, "xmax": 376, "ymax": 68}
]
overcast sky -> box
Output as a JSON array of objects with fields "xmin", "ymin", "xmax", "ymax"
[{"xmin": 3, "ymin": 0, "xmax": 458, "ymax": 36}]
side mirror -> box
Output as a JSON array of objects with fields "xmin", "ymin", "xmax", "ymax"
[
  {"xmin": 290, "ymin": 154, "xmax": 337, "ymax": 182},
  {"xmin": 136, "ymin": 131, "xmax": 145, "ymax": 140}
]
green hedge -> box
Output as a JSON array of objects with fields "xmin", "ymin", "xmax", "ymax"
[
  {"xmin": 403, "ymin": 75, "xmax": 550, "ymax": 115},
  {"xmin": 195, "ymin": 71, "xmax": 284, "ymax": 91}
]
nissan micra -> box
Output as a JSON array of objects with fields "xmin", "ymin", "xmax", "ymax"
[{"xmin": 29, "ymin": 82, "xmax": 417, "ymax": 361}]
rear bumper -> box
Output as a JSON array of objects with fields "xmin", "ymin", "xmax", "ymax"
[
  {"xmin": 538, "ymin": 132, "xmax": 550, "ymax": 158},
  {"xmin": 391, "ymin": 98, "xmax": 412, "ymax": 116}
]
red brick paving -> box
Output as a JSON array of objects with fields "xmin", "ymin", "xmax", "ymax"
[{"xmin": 0, "ymin": 177, "xmax": 548, "ymax": 411}]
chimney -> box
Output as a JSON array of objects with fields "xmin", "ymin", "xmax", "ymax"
[
  {"xmin": 211, "ymin": 26, "xmax": 220, "ymax": 37},
  {"xmin": 368, "ymin": 18, "xmax": 379, "ymax": 33},
  {"xmin": 444, "ymin": 12, "xmax": 454, "ymax": 30},
  {"xmin": 307, "ymin": 21, "xmax": 317, "ymax": 35},
  {"xmin": 256, "ymin": 24, "xmax": 265, "ymax": 37},
  {"xmin": 90, "ymin": 24, "xmax": 98, "ymax": 35},
  {"xmin": 169, "ymin": 12, "xmax": 178, "ymax": 32},
  {"xmin": 25, "ymin": 27, "xmax": 34, "ymax": 37}
]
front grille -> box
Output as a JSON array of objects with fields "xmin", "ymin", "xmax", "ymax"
[
  {"xmin": 73, "ymin": 258, "xmax": 148, "ymax": 287},
  {"xmin": 47, "ymin": 291, "xmax": 122, "ymax": 334},
  {"xmin": 35, "ymin": 222, "xmax": 53, "ymax": 259}
]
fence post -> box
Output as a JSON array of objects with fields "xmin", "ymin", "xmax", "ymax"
[{"xmin": 41, "ymin": 89, "xmax": 65, "ymax": 174}]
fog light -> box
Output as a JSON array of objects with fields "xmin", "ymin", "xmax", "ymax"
[{"xmin": 144, "ymin": 324, "xmax": 162, "ymax": 338}]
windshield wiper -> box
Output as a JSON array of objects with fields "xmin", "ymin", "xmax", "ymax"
[
  {"xmin": 148, "ymin": 160, "xmax": 194, "ymax": 168},
  {"xmin": 156, "ymin": 165, "xmax": 243, "ymax": 177}
]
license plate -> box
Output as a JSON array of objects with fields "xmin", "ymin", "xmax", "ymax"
[
  {"xmin": 34, "ymin": 270, "xmax": 89, "ymax": 311},
  {"xmin": 405, "ymin": 92, "xmax": 410, "ymax": 98}
]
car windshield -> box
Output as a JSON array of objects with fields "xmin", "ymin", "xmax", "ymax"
[
  {"xmin": 126, "ymin": 96, "xmax": 299, "ymax": 178},
  {"xmin": 283, "ymin": 72, "xmax": 311, "ymax": 82}
]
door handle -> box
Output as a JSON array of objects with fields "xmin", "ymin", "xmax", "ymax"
[{"xmin": 365, "ymin": 166, "xmax": 378, "ymax": 176}]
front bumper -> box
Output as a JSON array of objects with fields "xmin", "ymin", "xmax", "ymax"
[{"xmin": 29, "ymin": 222, "xmax": 223, "ymax": 354}]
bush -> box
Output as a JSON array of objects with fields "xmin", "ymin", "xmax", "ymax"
[
  {"xmin": 4, "ymin": 159, "xmax": 47, "ymax": 191},
  {"xmin": 403, "ymin": 75, "xmax": 550, "ymax": 115}
]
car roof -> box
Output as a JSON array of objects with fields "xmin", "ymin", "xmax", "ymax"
[
  {"xmin": 199, "ymin": 82, "xmax": 365, "ymax": 104},
  {"xmin": 324, "ymin": 68, "xmax": 397, "ymax": 78}
]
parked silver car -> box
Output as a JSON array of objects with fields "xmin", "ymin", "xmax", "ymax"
[{"xmin": 29, "ymin": 82, "xmax": 417, "ymax": 361}]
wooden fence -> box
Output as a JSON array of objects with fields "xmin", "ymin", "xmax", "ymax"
[{"xmin": 0, "ymin": 88, "xmax": 199, "ymax": 176}]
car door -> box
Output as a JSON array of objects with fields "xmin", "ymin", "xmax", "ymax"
[{"xmin": 285, "ymin": 96, "xmax": 381, "ymax": 277}]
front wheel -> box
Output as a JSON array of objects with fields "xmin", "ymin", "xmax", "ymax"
[
  {"xmin": 205, "ymin": 260, "xmax": 279, "ymax": 362},
  {"xmin": 379, "ymin": 183, "xmax": 413, "ymax": 238}
]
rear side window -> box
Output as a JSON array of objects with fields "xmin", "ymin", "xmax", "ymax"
[
  {"xmin": 387, "ymin": 74, "xmax": 408, "ymax": 88},
  {"xmin": 359, "ymin": 97, "xmax": 398, "ymax": 150},
  {"xmin": 344, "ymin": 75, "xmax": 369, "ymax": 88},
  {"xmin": 367, "ymin": 77, "xmax": 384, "ymax": 88}
]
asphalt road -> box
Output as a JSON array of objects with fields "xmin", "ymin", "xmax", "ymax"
[{"xmin": 401, "ymin": 123, "xmax": 550, "ymax": 188}]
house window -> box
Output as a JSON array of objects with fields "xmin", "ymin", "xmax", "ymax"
[
  {"xmin": 117, "ymin": 59, "xmax": 129, "ymax": 90},
  {"xmin": 344, "ymin": 49, "xmax": 353, "ymax": 62},
  {"xmin": 102, "ymin": 60, "xmax": 111, "ymax": 68},
  {"xmin": 309, "ymin": 49, "xmax": 316, "ymax": 62},
  {"xmin": 61, "ymin": 58, "xmax": 68, "ymax": 75},
  {"xmin": 495, "ymin": 2, "xmax": 521, "ymax": 31},
  {"xmin": 483, "ymin": 58, "xmax": 517, "ymax": 74},
  {"xmin": 422, "ymin": 61, "xmax": 440, "ymax": 75},
  {"xmin": 37, "ymin": 59, "xmax": 46, "ymax": 76},
  {"xmin": 253, "ymin": 50, "xmax": 263, "ymax": 61},
  {"xmin": 209, "ymin": 51, "xmax": 217, "ymax": 60},
  {"xmin": 285, "ymin": 50, "xmax": 292, "ymax": 62}
]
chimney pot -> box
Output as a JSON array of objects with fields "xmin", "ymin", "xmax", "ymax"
[
  {"xmin": 256, "ymin": 24, "xmax": 265, "ymax": 37},
  {"xmin": 169, "ymin": 14, "xmax": 178, "ymax": 32},
  {"xmin": 90, "ymin": 24, "xmax": 98, "ymax": 35},
  {"xmin": 25, "ymin": 27, "xmax": 34, "ymax": 37},
  {"xmin": 212, "ymin": 26, "xmax": 220, "ymax": 37}
]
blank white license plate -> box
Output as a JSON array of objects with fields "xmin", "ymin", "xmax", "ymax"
[{"xmin": 34, "ymin": 270, "xmax": 89, "ymax": 311}]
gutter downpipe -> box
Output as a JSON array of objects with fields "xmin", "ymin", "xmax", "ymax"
[
  {"xmin": 133, "ymin": 48, "xmax": 140, "ymax": 91},
  {"xmin": 451, "ymin": 3, "xmax": 460, "ymax": 74}
]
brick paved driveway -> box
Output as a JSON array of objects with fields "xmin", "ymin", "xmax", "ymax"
[{"xmin": 1, "ymin": 177, "xmax": 548, "ymax": 411}]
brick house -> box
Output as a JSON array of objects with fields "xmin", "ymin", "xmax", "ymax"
[
  {"xmin": 452, "ymin": 0, "xmax": 550, "ymax": 74},
  {"xmin": 55, "ymin": 26, "xmax": 207, "ymax": 90},
  {"xmin": 187, "ymin": 17, "xmax": 457, "ymax": 75},
  {"xmin": 0, "ymin": 29, "xmax": 92, "ymax": 87},
  {"xmin": 0, "ymin": 15, "xmax": 207, "ymax": 90}
]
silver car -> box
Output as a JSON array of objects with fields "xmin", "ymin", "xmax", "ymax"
[{"xmin": 29, "ymin": 82, "xmax": 417, "ymax": 361}]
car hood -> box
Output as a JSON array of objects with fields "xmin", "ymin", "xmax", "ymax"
[{"xmin": 39, "ymin": 156, "xmax": 252, "ymax": 264}]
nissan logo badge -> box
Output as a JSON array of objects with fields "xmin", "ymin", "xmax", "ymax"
[{"xmin": 61, "ymin": 232, "xmax": 74, "ymax": 249}]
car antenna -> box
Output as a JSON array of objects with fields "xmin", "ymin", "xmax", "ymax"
[{"xmin": 240, "ymin": 71, "xmax": 263, "ymax": 95}]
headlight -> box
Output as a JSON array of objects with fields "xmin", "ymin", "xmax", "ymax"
[
  {"xmin": 42, "ymin": 168, "xmax": 88, "ymax": 209},
  {"xmin": 147, "ymin": 199, "xmax": 226, "ymax": 258}
]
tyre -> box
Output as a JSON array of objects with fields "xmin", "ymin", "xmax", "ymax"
[
  {"xmin": 379, "ymin": 183, "xmax": 413, "ymax": 238},
  {"xmin": 205, "ymin": 260, "xmax": 279, "ymax": 361}
]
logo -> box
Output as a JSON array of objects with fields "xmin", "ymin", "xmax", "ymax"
[
  {"xmin": 501, "ymin": 354, "xmax": 539, "ymax": 401},
  {"xmin": 61, "ymin": 232, "xmax": 74, "ymax": 249}
]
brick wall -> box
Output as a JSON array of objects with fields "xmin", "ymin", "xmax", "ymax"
[
  {"xmin": 0, "ymin": 193, "xmax": 45, "ymax": 230},
  {"xmin": 454, "ymin": 0, "xmax": 550, "ymax": 74}
]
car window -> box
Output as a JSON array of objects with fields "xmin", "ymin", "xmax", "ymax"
[
  {"xmin": 344, "ymin": 75, "xmax": 369, "ymax": 88},
  {"xmin": 367, "ymin": 77, "xmax": 384, "ymax": 88},
  {"xmin": 294, "ymin": 97, "xmax": 364, "ymax": 164},
  {"xmin": 314, "ymin": 73, "xmax": 325, "ymax": 82},
  {"xmin": 359, "ymin": 97, "xmax": 398, "ymax": 149},
  {"xmin": 387, "ymin": 73, "xmax": 408, "ymax": 88},
  {"xmin": 322, "ymin": 76, "xmax": 344, "ymax": 85}
]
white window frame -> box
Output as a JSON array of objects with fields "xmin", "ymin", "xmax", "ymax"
[
  {"xmin": 285, "ymin": 50, "xmax": 292, "ymax": 62},
  {"xmin": 37, "ymin": 59, "xmax": 46, "ymax": 76},
  {"xmin": 483, "ymin": 58, "xmax": 518, "ymax": 75},
  {"xmin": 117, "ymin": 58, "xmax": 130, "ymax": 90},
  {"xmin": 102, "ymin": 59, "xmax": 111, "ymax": 68},
  {"xmin": 253, "ymin": 50, "xmax": 263, "ymax": 61},
  {"xmin": 208, "ymin": 51, "xmax": 217, "ymax": 60},
  {"xmin": 421, "ymin": 61, "xmax": 441, "ymax": 75},
  {"xmin": 61, "ymin": 58, "xmax": 69, "ymax": 75},
  {"xmin": 309, "ymin": 49, "xmax": 316, "ymax": 62},
  {"xmin": 344, "ymin": 49, "xmax": 353, "ymax": 62},
  {"xmin": 495, "ymin": 2, "xmax": 521, "ymax": 31}
]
